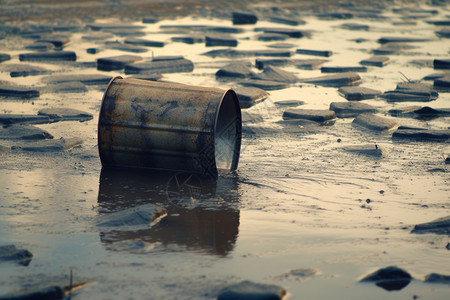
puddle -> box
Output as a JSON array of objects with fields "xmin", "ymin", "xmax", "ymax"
[{"xmin": 1, "ymin": 2, "xmax": 449, "ymax": 299}]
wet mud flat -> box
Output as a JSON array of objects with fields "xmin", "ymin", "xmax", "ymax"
[{"xmin": 0, "ymin": 0, "xmax": 449, "ymax": 299}]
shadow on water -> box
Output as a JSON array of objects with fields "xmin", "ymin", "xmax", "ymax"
[
  {"xmin": 97, "ymin": 168, "xmax": 240, "ymax": 256},
  {"xmin": 375, "ymin": 280, "xmax": 411, "ymax": 291}
]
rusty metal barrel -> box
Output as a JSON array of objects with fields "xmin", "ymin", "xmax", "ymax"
[{"xmin": 98, "ymin": 76, "xmax": 242, "ymax": 178}]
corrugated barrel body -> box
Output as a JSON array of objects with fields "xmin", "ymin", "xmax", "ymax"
[{"xmin": 98, "ymin": 77, "xmax": 241, "ymax": 178}]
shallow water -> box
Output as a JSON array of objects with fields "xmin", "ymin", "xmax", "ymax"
[{"xmin": 1, "ymin": 4, "xmax": 449, "ymax": 300}]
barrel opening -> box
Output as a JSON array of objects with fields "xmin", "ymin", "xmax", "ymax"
[{"xmin": 214, "ymin": 90, "xmax": 241, "ymax": 171}]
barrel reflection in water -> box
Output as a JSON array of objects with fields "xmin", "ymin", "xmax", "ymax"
[{"xmin": 97, "ymin": 168, "xmax": 240, "ymax": 256}]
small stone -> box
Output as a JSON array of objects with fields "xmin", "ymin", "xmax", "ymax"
[
  {"xmin": 329, "ymin": 101, "xmax": 378, "ymax": 118},
  {"xmin": 434, "ymin": 76, "xmax": 450, "ymax": 89},
  {"xmin": 38, "ymin": 108, "xmax": 93, "ymax": 122},
  {"xmin": 266, "ymin": 42, "xmax": 296, "ymax": 49},
  {"xmin": 293, "ymin": 59, "xmax": 327, "ymax": 70},
  {"xmin": 124, "ymin": 38, "xmax": 165, "ymax": 47},
  {"xmin": 205, "ymin": 26, "xmax": 243, "ymax": 34},
  {"xmin": 411, "ymin": 215, "xmax": 450, "ymax": 235},
  {"xmin": 142, "ymin": 18, "xmax": 159, "ymax": 24},
  {"xmin": 255, "ymin": 58, "xmax": 288, "ymax": 69},
  {"xmin": 233, "ymin": 86, "xmax": 269, "ymax": 108},
  {"xmin": 97, "ymin": 55, "xmax": 143, "ymax": 71},
  {"xmin": 2, "ymin": 64, "xmax": 50, "ymax": 77},
  {"xmin": 360, "ymin": 56, "xmax": 390, "ymax": 67},
  {"xmin": 408, "ymin": 59, "xmax": 433, "ymax": 68},
  {"xmin": 36, "ymin": 34, "xmax": 70, "ymax": 48},
  {"xmin": 205, "ymin": 35, "xmax": 238, "ymax": 47},
  {"xmin": 377, "ymin": 36, "xmax": 433, "ymax": 44},
  {"xmin": 0, "ymin": 84, "xmax": 40, "ymax": 98},
  {"xmin": 268, "ymin": 17, "xmax": 306, "ymax": 26},
  {"xmin": 424, "ymin": 273, "xmax": 450, "ymax": 284},
  {"xmin": 217, "ymin": 281, "xmax": 286, "ymax": 300},
  {"xmin": 373, "ymin": 43, "xmax": 416, "ymax": 55},
  {"xmin": 159, "ymin": 24, "xmax": 207, "ymax": 33},
  {"xmin": 255, "ymin": 49, "xmax": 292, "ymax": 58},
  {"xmin": 343, "ymin": 144, "xmax": 386, "ymax": 157},
  {"xmin": 436, "ymin": 29, "xmax": 450, "ymax": 38},
  {"xmin": 105, "ymin": 41, "xmax": 148, "ymax": 53},
  {"xmin": 232, "ymin": 12, "xmax": 258, "ymax": 25},
  {"xmin": 87, "ymin": 23, "xmax": 145, "ymax": 31},
  {"xmin": 337, "ymin": 86, "xmax": 382, "ymax": 100},
  {"xmin": 382, "ymin": 92, "xmax": 435, "ymax": 102},
  {"xmin": 413, "ymin": 106, "xmax": 450, "ymax": 118},
  {"xmin": 151, "ymin": 56, "xmax": 184, "ymax": 62},
  {"xmin": 317, "ymin": 12, "xmax": 353, "ymax": 19},
  {"xmin": 257, "ymin": 33, "xmax": 288, "ymax": 41},
  {"xmin": 216, "ymin": 62, "xmax": 254, "ymax": 79},
  {"xmin": 283, "ymin": 109, "xmax": 336, "ymax": 122},
  {"xmin": 422, "ymin": 72, "xmax": 450, "ymax": 81},
  {"xmin": 396, "ymin": 82, "xmax": 438, "ymax": 98},
  {"xmin": 321, "ymin": 66, "xmax": 367, "ymax": 73},
  {"xmin": 107, "ymin": 28, "xmax": 147, "ymax": 37},
  {"xmin": 352, "ymin": 113, "xmax": 397, "ymax": 131},
  {"xmin": 171, "ymin": 35, "xmax": 204, "ymax": 44},
  {"xmin": 382, "ymin": 82, "xmax": 438, "ymax": 102},
  {"xmin": 340, "ymin": 23, "xmax": 370, "ymax": 30},
  {"xmin": 81, "ymin": 32, "xmax": 114, "ymax": 41},
  {"xmin": 0, "ymin": 53, "xmax": 12, "ymax": 63},
  {"xmin": 97, "ymin": 203, "xmax": 166, "ymax": 228},
  {"xmin": 301, "ymin": 72, "xmax": 361, "ymax": 87},
  {"xmin": 252, "ymin": 65, "xmax": 298, "ymax": 83},
  {"xmin": 274, "ymin": 100, "xmax": 304, "ymax": 107},
  {"xmin": 0, "ymin": 244, "xmax": 33, "ymax": 266},
  {"xmin": 388, "ymin": 106, "xmax": 422, "ymax": 117},
  {"xmin": 0, "ymin": 114, "xmax": 51, "ymax": 125},
  {"xmin": 426, "ymin": 20, "xmax": 450, "ymax": 26},
  {"xmin": 20, "ymin": 137, "xmax": 83, "ymax": 152},
  {"xmin": 42, "ymin": 74, "xmax": 113, "ymax": 86},
  {"xmin": 46, "ymin": 81, "xmax": 87, "ymax": 93},
  {"xmin": 258, "ymin": 27, "xmax": 306, "ymax": 38},
  {"xmin": 360, "ymin": 266, "xmax": 412, "ymax": 291},
  {"xmin": 296, "ymin": 48, "xmax": 332, "ymax": 57},
  {"xmin": 125, "ymin": 58, "xmax": 194, "ymax": 74},
  {"xmin": 239, "ymin": 79, "xmax": 290, "ymax": 91},
  {"xmin": 19, "ymin": 51, "xmax": 76, "ymax": 62},
  {"xmin": 0, "ymin": 125, "xmax": 53, "ymax": 140},
  {"xmin": 392, "ymin": 128, "xmax": 450, "ymax": 141},
  {"xmin": 202, "ymin": 49, "xmax": 291, "ymax": 58}
]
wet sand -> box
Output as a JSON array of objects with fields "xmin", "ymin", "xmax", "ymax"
[{"xmin": 0, "ymin": 0, "xmax": 449, "ymax": 299}]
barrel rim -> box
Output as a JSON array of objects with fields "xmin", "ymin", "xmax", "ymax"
[
  {"xmin": 214, "ymin": 88, "xmax": 242, "ymax": 172},
  {"xmin": 98, "ymin": 75, "xmax": 123, "ymax": 166}
]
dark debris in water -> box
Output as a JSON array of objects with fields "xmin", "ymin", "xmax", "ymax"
[
  {"xmin": 217, "ymin": 280, "xmax": 286, "ymax": 300},
  {"xmin": 283, "ymin": 108, "xmax": 336, "ymax": 123},
  {"xmin": 0, "ymin": 124, "xmax": 53, "ymax": 140},
  {"xmin": 360, "ymin": 266, "xmax": 412, "ymax": 291},
  {"xmin": 329, "ymin": 101, "xmax": 378, "ymax": 118},
  {"xmin": 0, "ymin": 244, "xmax": 33, "ymax": 266},
  {"xmin": 411, "ymin": 215, "xmax": 450, "ymax": 235}
]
